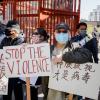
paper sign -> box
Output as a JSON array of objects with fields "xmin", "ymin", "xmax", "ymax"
[
  {"xmin": 0, "ymin": 76, "xmax": 8, "ymax": 95},
  {"xmin": 0, "ymin": 50, "xmax": 5, "ymax": 78},
  {"xmin": 4, "ymin": 43, "xmax": 51, "ymax": 77},
  {"xmin": 0, "ymin": 50, "xmax": 8, "ymax": 95},
  {"xmin": 49, "ymin": 62, "xmax": 100, "ymax": 99}
]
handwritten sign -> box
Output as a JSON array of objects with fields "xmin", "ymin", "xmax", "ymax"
[
  {"xmin": 0, "ymin": 50, "xmax": 8, "ymax": 95},
  {"xmin": 0, "ymin": 50, "xmax": 5, "ymax": 78},
  {"xmin": 0, "ymin": 76, "xmax": 8, "ymax": 95},
  {"xmin": 4, "ymin": 43, "xmax": 51, "ymax": 77},
  {"xmin": 49, "ymin": 62, "xmax": 100, "ymax": 99}
]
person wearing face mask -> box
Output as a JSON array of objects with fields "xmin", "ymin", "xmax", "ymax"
[
  {"xmin": 31, "ymin": 28, "xmax": 49, "ymax": 100},
  {"xmin": 0, "ymin": 20, "xmax": 24, "ymax": 48},
  {"xmin": 71, "ymin": 22, "xmax": 98, "ymax": 64},
  {"xmin": 47, "ymin": 23, "xmax": 70, "ymax": 100},
  {"xmin": 20, "ymin": 27, "xmax": 49, "ymax": 100},
  {"xmin": 30, "ymin": 28, "xmax": 49, "ymax": 44},
  {"xmin": 0, "ymin": 20, "xmax": 24, "ymax": 100},
  {"xmin": 71, "ymin": 22, "xmax": 98, "ymax": 100},
  {"xmin": 47, "ymin": 23, "xmax": 93, "ymax": 100}
]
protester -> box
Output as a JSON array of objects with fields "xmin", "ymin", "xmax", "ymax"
[
  {"xmin": 70, "ymin": 22, "xmax": 98, "ymax": 100},
  {"xmin": 47, "ymin": 22, "xmax": 93, "ymax": 100},
  {"xmin": 20, "ymin": 27, "xmax": 49, "ymax": 100},
  {"xmin": 31, "ymin": 27, "xmax": 49, "ymax": 100},
  {"xmin": 31, "ymin": 27, "xmax": 49, "ymax": 44},
  {"xmin": 71, "ymin": 22, "xmax": 98, "ymax": 63},
  {"xmin": 0, "ymin": 20, "xmax": 24, "ymax": 100}
]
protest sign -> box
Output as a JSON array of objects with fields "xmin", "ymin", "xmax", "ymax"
[
  {"xmin": 49, "ymin": 62, "xmax": 100, "ymax": 99},
  {"xmin": 4, "ymin": 43, "xmax": 51, "ymax": 77},
  {"xmin": 0, "ymin": 50, "xmax": 5, "ymax": 78},
  {"xmin": 0, "ymin": 50, "xmax": 8, "ymax": 95},
  {"xmin": 0, "ymin": 76, "xmax": 8, "ymax": 95}
]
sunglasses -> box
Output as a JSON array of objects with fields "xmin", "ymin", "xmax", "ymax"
[
  {"xmin": 5, "ymin": 29, "xmax": 11, "ymax": 33},
  {"xmin": 57, "ymin": 30, "xmax": 67, "ymax": 33}
]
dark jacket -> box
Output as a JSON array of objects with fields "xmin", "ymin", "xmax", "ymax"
[
  {"xmin": 71, "ymin": 35, "xmax": 98, "ymax": 63},
  {"xmin": 51, "ymin": 41, "xmax": 93, "ymax": 64},
  {"xmin": 0, "ymin": 36, "xmax": 24, "ymax": 49},
  {"xmin": 0, "ymin": 36, "xmax": 25, "ymax": 82}
]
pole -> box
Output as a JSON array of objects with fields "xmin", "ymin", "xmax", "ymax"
[{"xmin": 26, "ymin": 77, "xmax": 31, "ymax": 100}]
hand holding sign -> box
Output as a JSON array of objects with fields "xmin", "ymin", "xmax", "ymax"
[{"xmin": 52, "ymin": 55, "xmax": 62, "ymax": 64}]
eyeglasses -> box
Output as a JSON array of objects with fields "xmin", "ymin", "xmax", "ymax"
[{"xmin": 5, "ymin": 29, "xmax": 11, "ymax": 33}]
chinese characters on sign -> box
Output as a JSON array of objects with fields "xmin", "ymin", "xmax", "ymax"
[
  {"xmin": 0, "ymin": 50, "xmax": 8, "ymax": 95},
  {"xmin": 49, "ymin": 62, "xmax": 100, "ymax": 99},
  {"xmin": 53, "ymin": 63, "xmax": 95, "ymax": 84},
  {"xmin": 0, "ymin": 76, "xmax": 8, "ymax": 95},
  {"xmin": 0, "ymin": 50, "xmax": 5, "ymax": 78}
]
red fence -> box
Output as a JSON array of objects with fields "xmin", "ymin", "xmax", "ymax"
[{"xmin": 1, "ymin": 0, "xmax": 81, "ymax": 43}]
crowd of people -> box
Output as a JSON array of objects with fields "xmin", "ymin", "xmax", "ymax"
[{"xmin": 0, "ymin": 20, "xmax": 99, "ymax": 100}]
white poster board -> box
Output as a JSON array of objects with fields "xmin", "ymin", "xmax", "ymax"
[
  {"xmin": 49, "ymin": 62, "xmax": 100, "ymax": 99},
  {"xmin": 0, "ymin": 50, "xmax": 8, "ymax": 95},
  {"xmin": 0, "ymin": 76, "xmax": 8, "ymax": 95},
  {"xmin": 4, "ymin": 43, "xmax": 51, "ymax": 77}
]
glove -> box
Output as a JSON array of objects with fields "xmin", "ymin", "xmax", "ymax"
[
  {"xmin": 86, "ymin": 33, "xmax": 93, "ymax": 39},
  {"xmin": 79, "ymin": 34, "xmax": 93, "ymax": 46}
]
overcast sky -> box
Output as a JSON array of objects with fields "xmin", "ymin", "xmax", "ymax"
[{"xmin": 80, "ymin": 0, "xmax": 100, "ymax": 20}]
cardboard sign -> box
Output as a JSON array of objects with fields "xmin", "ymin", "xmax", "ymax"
[
  {"xmin": 0, "ymin": 50, "xmax": 5, "ymax": 78},
  {"xmin": 0, "ymin": 50, "xmax": 8, "ymax": 95},
  {"xmin": 49, "ymin": 62, "xmax": 100, "ymax": 99},
  {"xmin": 0, "ymin": 76, "xmax": 8, "ymax": 95},
  {"xmin": 4, "ymin": 43, "xmax": 51, "ymax": 77}
]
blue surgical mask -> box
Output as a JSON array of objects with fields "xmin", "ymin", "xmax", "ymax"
[
  {"xmin": 55, "ymin": 33, "xmax": 69, "ymax": 44},
  {"xmin": 80, "ymin": 30, "xmax": 87, "ymax": 37}
]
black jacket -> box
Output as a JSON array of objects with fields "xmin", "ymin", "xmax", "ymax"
[
  {"xmin": 51, "ymin": 41, "xmax": 93, "ymax": 64},
  {"xmin": 71, "ymin": 35, "xmax": 98, "ymax": 63},
  {"xmin": 62, "ymin": 46, "xmax": 93, "ymax": 64},
  {"xmin": 0, "ymin": 36, "xmax": 24, "ymax": 49}
]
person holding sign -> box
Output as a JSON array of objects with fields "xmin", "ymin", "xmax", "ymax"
[
  {"xmin": 20, "ymin": 27, "xmax": 49, "ymax": 100},
  {"xmin": 47, "ymin": 23, "xmax": 93, "ymax": 100},
  {"xmin": 0, "ymin": 20, "xmax": 24, "ymax": 100},
  {"xmin": 31, "ymin": 28, "xmax": 49, "ymax": 100},
  {"xmin": 71, "ymin": 22, "xmax": 98, "ymax": 100}
]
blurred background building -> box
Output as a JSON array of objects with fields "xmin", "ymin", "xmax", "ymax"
[{"xmin": 89, "ymin": 5, "xmax": 100, "ymax": 21}]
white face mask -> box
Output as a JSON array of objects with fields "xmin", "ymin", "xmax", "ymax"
[
  {"xmin": 31, "ymin": 35, "xmax": 40, "ymax": 44},
  {"xmin": 55, "ymin": 33, "xmax": 69, "ymax": 44},
  {"xmin": 31, "ymin": 35, "xmax": 44, "ymax": 44}
]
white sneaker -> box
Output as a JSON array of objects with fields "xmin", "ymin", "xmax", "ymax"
[{"xmin": 38, "ymin": 93, "xmax": 44, "ymax": 98}]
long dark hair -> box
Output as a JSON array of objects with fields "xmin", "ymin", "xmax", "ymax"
[{"xmin": 36, "ymin": 28, "xmax": 49, "ymax": 41}]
